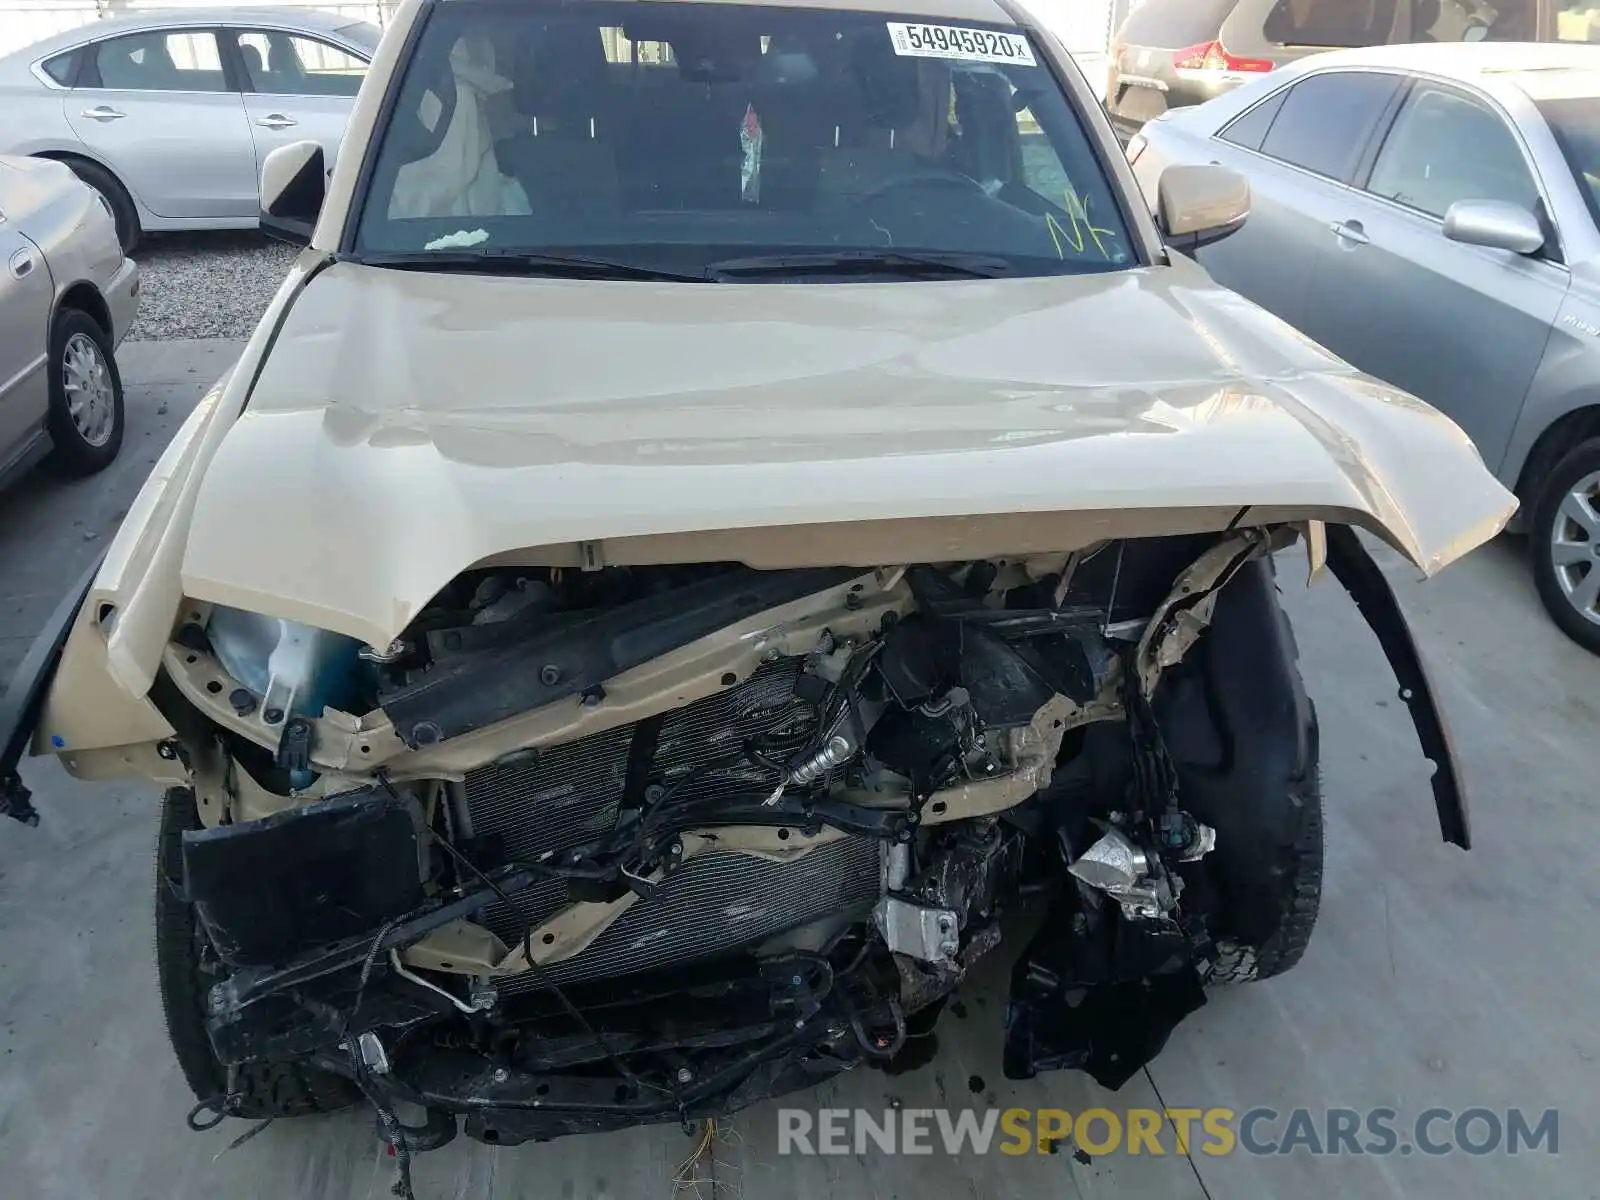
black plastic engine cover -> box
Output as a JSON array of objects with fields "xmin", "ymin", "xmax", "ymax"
[
  {"xmin": 877, "ymin": 606, "xmax": 1098, "ymax": 728},
  {"xmin": 181, "ymin": 787, "xmax": 426, "ymax": 967},
  {"xmin": 379, "ymin": 567, "xmax": 856, "ymax": 747}
]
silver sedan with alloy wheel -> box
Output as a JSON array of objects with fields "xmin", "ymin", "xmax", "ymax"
[
  {"xmin": 0, "ymin": 153, "xmax": 139, "ymax": 492},
  {"xmin": 0, "ymin": 9, "xmax": 380, "ymax": 253},
  {"xmin": 1127, "ymin": 41, "xmax": 1600, "ymax": 654}
]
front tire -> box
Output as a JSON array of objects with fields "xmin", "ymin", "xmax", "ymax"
[
  {"xmin": 1209, "ymin": 749, "xmax": 1324, "ymax": 984},
  {"xmin": 45, "ymin": 309, "xmax": 123, "ymax": 476},
  {"xmin": 155, "ymin": 787, "xmax": 358, "ymax": 1119},
  {"xmin": 1530, "ymin": 438, "xmax": 1600, "ymax": 655},
  {"xmin": 1160, "ymin": 556, "xmax": 1325, "ymax": 985}
]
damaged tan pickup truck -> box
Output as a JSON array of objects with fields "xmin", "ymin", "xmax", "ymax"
[{"xmin": 0, "ymin": 0, "xmax": 1514, "ymax": 1174}]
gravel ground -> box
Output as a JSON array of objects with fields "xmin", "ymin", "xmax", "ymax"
[{"xmin": 126, "ymin": 230, "xmax": 300, "ymax": 342}]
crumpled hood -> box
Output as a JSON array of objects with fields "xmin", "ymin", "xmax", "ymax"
[{"xmin": 183, "ymin": 260, "xmax": 1515, "ymax": 646}]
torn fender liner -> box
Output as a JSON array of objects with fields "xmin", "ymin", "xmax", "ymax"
[
  {"xmin": 0, "ymin": 553, "xmax": 105, "ymax": 826},
  {"xmin": 1325, "ymin": 524, "xmax": 1470, "ymax": 849},
  {"xmin": 181, "ymin": 788, "xmax": 427, "ymax": 966},
  {"xmin": 378, "ymin": 566, "xmax": 857, "ymax": 746}
]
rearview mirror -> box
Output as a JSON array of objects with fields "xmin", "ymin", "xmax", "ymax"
[
  {"xmin": 1442, "ymin": 199, "xmax": 1545, "ymax": 255},
  {"xmin": 260, "ymin": 140, "xmax": 326, "ymax": 246},
  {"xmin": 1156, "ymin": 164, "xmax": 1250, "ymax": 255}
]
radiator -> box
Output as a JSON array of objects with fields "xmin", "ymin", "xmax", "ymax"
[
  {"xmin": 500, "ymin": 835, "xmax": 882, "ymax": 992},
  {"xmin": 460, "ymin": 658, "xmax": 880, "ymax": 986}
]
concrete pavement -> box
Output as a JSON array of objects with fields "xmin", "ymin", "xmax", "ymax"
[
  {"xmin": 0, "ymin": 339, "xmax": 241, "ymax": 683},
  {"xmin": 0, "ymin": 338, "xmax": 1596, "ymax": 1199}
]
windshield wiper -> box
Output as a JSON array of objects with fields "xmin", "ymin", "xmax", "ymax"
[
  {"xmin": 705, "ymin": 250, "xmax": 1015, "ymax": 279},
  {"xmin": 356, "ymin": 249, "xmax": 712, "ymax": 282},
  {"xmin": 354, "ymin": 248, "xmax": 1016, "ymax": 282}
]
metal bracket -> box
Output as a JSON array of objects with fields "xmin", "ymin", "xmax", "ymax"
[
  {"xmin": 873, "ymin": 896, "xmax": 959, "ymax": 965},
  {"xmin": 357, "ymin": 1031, "xmax": 392, "ymax": 1075}
]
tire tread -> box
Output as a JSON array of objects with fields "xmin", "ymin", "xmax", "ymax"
[
  {"xmin": 1210, "ymin": 767, "xmax": 1324, "ymax": 984},
  {"xmin": 153, "ymin": 787, "xmax": 357, "ymax": 1118}
]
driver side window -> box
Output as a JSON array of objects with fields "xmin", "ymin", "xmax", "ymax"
[{"xmin": 1365, "ymin": 84, "xmax": 1536, "ymax": 220}]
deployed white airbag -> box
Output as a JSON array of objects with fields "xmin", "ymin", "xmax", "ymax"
[{"xmin": 390, "ymin": 33, "xmax": 531, "ymax": 220}]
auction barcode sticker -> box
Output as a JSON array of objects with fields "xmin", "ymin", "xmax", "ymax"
[{"xmin": 886, "ymin": 22, "xmax": 1037, "ymax": 66}]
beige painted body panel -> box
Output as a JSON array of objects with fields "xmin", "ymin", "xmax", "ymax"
[
  {"xmin": 32, "ymin": 254, "xmax": 319, "ymax": 759},
  {"xmin": 175, "ymin": 254, "xmax": 1516, "ymax": 648}
]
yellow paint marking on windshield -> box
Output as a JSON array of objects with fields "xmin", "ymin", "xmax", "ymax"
[
  {"xmin": 1063, "ymin": 185, "xmax": 1117, "ymax": 260},
  {"xmin": 1049, "ymin": 207, "xmax": 1087, "ymax": 256},
  {"xmin": 1044, "ymin": 213, "xmax": 1068, "ymax": 259},
  {"xmin": 1042, "ymin": 182, "xmax": 1119, "ymax": 262}
]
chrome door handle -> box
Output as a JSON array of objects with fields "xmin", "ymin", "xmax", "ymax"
[
  {"xmin": 1331, "ymin": 219, "xmax": 1369, "ymax": 245},
  {"xmin": 80, "ymin": 105, "xmax": 125, "ymax": 121},
  {"xmin": 9, "ymin": 248, "xmax": 35, "ymax": 279},
  {"xmin": 256, "ymin": 114, "xmax": 298, "ymax": 130}
]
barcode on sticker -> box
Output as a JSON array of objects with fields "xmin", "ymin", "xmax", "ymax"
[{"xmin": 886, "ymin": 22, "xmax": 1036, "ymax": 66}]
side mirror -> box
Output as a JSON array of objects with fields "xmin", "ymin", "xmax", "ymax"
[
  {"xmin": 260, "ymin": 140, "xmax": 326, "ymax": 246},
  {"xmin": 1442, "ymin": 199, "xmax": 1545, "ymax": 255},
  {"xmin": 1156, "ymin": 164, "xmax": 1250, "ymax": 255}
]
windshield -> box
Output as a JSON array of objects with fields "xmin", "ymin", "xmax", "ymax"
[
  {"xmin": 351, "ymin": 1, "xmax": 1134, "ymax": 279},
  {"xmin": 1539, "ymin": 96, "xmax": 1600, "ymax": 233}
]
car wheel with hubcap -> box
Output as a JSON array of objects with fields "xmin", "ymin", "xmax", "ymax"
[
  {"xmin": 1531, "ymin": 438, "xmax": 1600, "ymax": 655},
  {"xmin": 45, "ymin": 309, "xmax": 124, "ymax": 476}
]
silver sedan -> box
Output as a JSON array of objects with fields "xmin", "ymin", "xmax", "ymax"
[
  {"xmin": 0, "ymin": 7, "xmax": 381, "ymax": 252},
  {"xmin": 1129, "ymin": 40, "xmax": 1600, "ymax": 654},
  {"xmin": 0, "ymin": 155, "xmax": 140, "ymax": 491}
]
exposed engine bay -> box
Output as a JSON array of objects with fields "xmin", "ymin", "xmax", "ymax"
[{"xmin": 73, "ymin": 525, "xmax": 1460, "ymax": 1150}]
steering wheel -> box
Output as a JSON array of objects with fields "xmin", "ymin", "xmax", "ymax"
[{"xmin": 851, "ymin": 168, "xmax": 991, "ymax": 205}]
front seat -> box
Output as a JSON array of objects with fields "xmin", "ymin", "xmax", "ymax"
[
  {"xmin": 238, "ymin": 42, "xmax": 268, "ymax": 88},
  {"xmin": 1412, "ymin": 0, "xmax": 1442, "ymax": 40},
  {"xmin": 815, "ymin": 32, "xmax": 951, "ymax": 208},
  {"xmin": 389, "ymin": 33, "xmax": 530, "ymax": 219},
  {"xmin": 496, "ymin": 22, "xmax": 621, "ymax": 217}
]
